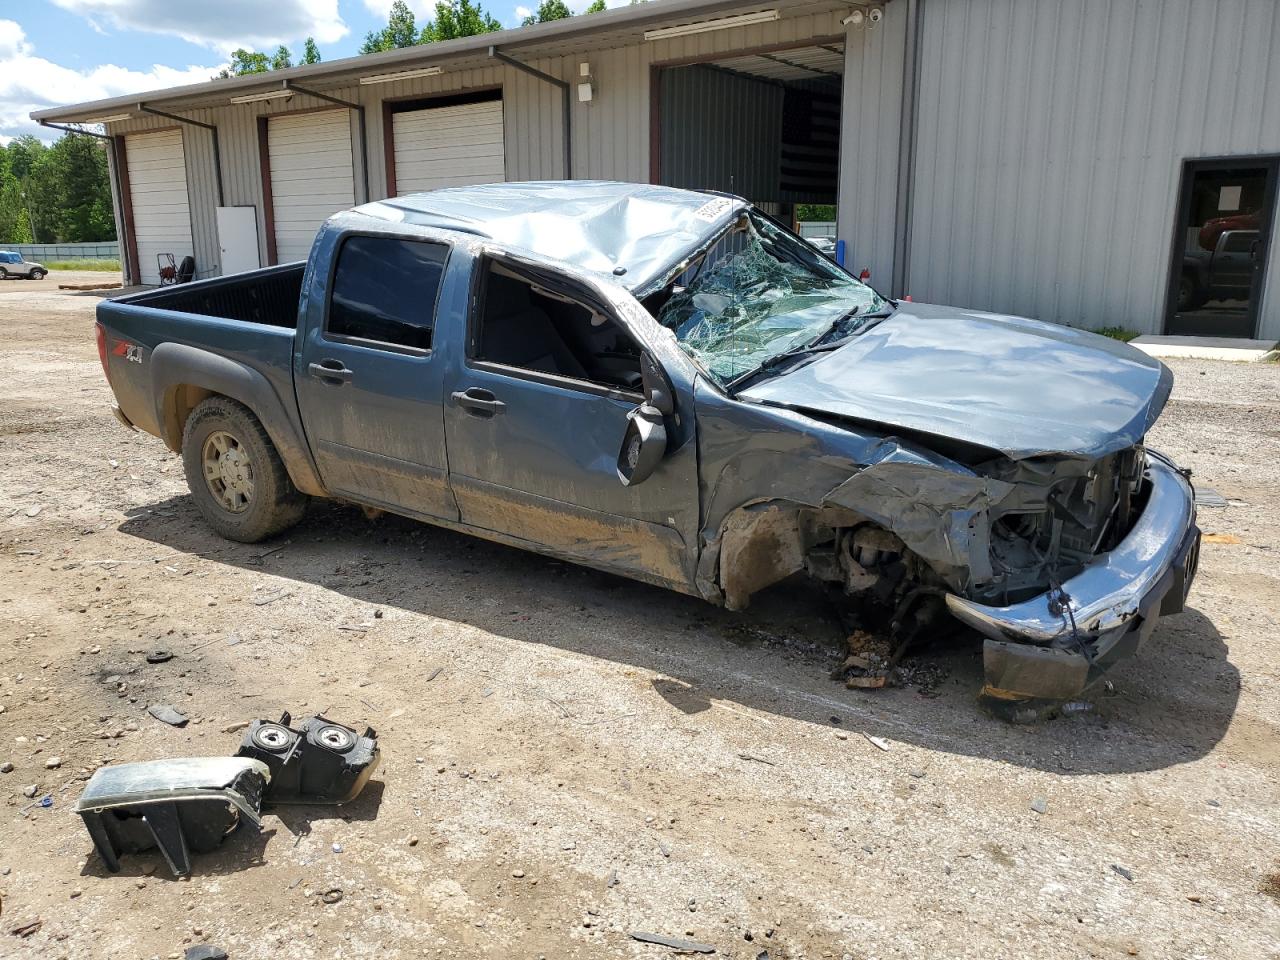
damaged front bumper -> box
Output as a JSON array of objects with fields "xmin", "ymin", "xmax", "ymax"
[{"xmin": 945, "ymin": 452, "xmax": 1200, "ymax": 701}]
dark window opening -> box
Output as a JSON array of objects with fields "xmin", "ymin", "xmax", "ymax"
[
  {"xmin": 473, "ymin": 261, "xmax": 643, "ymax": 392},
  {"xmin": 328, "ymin": 235, "xmax": 448, "ymax": 350}
]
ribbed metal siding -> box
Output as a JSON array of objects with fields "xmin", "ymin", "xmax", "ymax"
[
  {"xmin": 909, "ymin": 0, "xmax": 1280, "ymax": 338},
  {"xmin": 838, "ymin": 4, "xmax": 907, "ymax": 284},
  {"xmin": 658, "ymin": 65, "xmax": 783, "ymax": 200}
]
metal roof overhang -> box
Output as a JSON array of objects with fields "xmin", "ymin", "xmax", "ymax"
[{"xmin": 32, "ymin": 0, "xmax": 848, "ymax": 124}]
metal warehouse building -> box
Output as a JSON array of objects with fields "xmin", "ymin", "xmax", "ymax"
[{"xmin": 34, "ymin": 0, "xmax": 1280, "ymax": 340}]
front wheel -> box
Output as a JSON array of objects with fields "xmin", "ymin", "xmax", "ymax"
[
  {"xmin": 29, "ymin": 268, "xmax": 46, "ymax": 280},
  {"xmin": 181, "ymin": 396, "xmax": 306, "ymax": 542}
]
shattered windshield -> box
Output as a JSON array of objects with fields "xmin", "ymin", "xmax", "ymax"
[{"xmin": 654, "ymin": 211, "xmax": 886, "ymax": 388}]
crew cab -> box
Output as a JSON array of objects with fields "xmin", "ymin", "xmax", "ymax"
[{"xmin": 96, "ymin": 182, "xmax": 1200, "ymax": 709}]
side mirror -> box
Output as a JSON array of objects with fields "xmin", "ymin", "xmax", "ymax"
[
  {"xmin": 618, "ymin": 352, "xmax": 674, "ymax": 486},
  {"xmin": 617, "ymin": 403, "xmax": 667, "ymax": 487}
]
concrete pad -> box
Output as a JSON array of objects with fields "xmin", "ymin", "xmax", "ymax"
[{"xmin": 1130, "ymin": 335, "xmax": 1278, "ymax": 362}]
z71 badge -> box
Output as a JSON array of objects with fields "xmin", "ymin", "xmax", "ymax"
[{"xmin": 112, "ymin": 340, "xmax": 143, "ymax": 364}]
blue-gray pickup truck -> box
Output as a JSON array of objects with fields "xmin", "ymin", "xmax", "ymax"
[{"xmin": 96, "ymin": 181, "xmax": 1200, "ymax": 708}]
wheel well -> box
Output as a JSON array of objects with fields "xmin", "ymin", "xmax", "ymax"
[{"xmin": 162, "ymin": 384, "xmax": 217, "ymax": 451}]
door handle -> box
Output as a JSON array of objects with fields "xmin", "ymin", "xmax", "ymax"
[
  {"xmin": 451, "ymin": 387, "xmax": 506, "ymax": 418},
  {"xmin": 309, "ymin": 360, "xmax": 353, "ymax": 385}
]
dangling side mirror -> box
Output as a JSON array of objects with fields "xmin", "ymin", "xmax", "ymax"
[{"xmin": 617, "ymin": 352, "xmax": 674, "ymax": 486}]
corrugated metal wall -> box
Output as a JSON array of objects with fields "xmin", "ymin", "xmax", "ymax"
[
  {"xmin": 908, "ymin": 0, "xmax": 1280, "ymax": 338},
  {"xmin": 838, "ymin": 1, "xmax": 907, "ymax": 286},
  {"xmin": 659, "ymin": 65, "xmax": 783, "ymax": 201}
]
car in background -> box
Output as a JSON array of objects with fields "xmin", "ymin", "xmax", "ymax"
[
  {"xmin": 806, "ymin": 236, "xmax": 838, "ymax": 257},
  {"xmin": 1181, "ymin": 229, "xmax": 1259, "ymax": 309},
  {"xmin": 0, "ymin": 251, "xmax": 48, "ymax": 280}
]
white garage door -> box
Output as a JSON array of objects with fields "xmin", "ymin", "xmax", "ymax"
[
  {"xmin": 268, "ymin": 110, "xmax": 356, "ymax": 264},
  {"xmin": 126, "ymin": 129, "xmax": 193, "ymax": 286},
  {"xmin": 392, "ymin": 99, "xmax": 505, "ymax": 196}
]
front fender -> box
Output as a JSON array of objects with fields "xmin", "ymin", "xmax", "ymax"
[{"xmin": 149, "ymin": 342, "xmax": 325, "ymax": 497}]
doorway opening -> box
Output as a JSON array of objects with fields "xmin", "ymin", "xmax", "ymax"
[
  {"xmin": 1165, "ymin": 157, "xmax": 1278, "ymax": 338},
  {"xmin": 651, "ymin": 41, "xmax": 844, "ymax": 257}
]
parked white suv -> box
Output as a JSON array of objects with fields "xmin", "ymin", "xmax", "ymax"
[{"xmin": 0, "ymin": 251, "xmax": 48, "ymax": 279}]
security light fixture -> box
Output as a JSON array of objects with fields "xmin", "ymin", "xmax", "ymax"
[
  {"xmin": 84, "ymin": 113, "xmax": 133, "ymax": 124},
  {"xmin": 842, "ymin": 9, "xmax": 865, "ymax": 26},
  {"xmin": 359, "ymin": 66, "xmax": 443, "ymax": 85},
  {"xmin": 229, "ymin": 89, "xmax": 293, "ymax": 104},
  {"xmin": 643, "ymin": 9, "xmax": 780, "ymax": 41}
]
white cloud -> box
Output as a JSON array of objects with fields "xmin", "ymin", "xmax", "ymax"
[
  {"xmin": 0, "ymin": 20, "xmax": 223, "ymax": 141},
  {"xmin": 513, "ymin": 5, "xmax": 531, "ymax": 19},
  {"xmin": 48, "ymin": 0, "xmax": 348, "ymax": 53}
]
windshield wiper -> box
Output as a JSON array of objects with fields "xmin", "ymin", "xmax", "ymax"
[{"xmin": 727, "ymin": 338, "xmax": 847, "ymax": 392}]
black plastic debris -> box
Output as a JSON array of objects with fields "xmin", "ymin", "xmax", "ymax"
[
  {"xmin": 236, "ymin": 712, "xmax": 379, "ymax": 805},
  {"xmin": 185, "ymin": 946, "xmax": 228, "ymax": 960},
  {"xmin": 629, "ymin": 931, "xmax": 716, "ymax": 953},
  {"xmin": 146, "ymin": 650, "xmax": 174, "ymax": 664},
  {"xmin": 74, "ymin": 757, "xmax": 270, "ymax": 876}
]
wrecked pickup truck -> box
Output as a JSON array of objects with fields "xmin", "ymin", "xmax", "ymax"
[{"xmin": 96, "ymin": 181, "xmax": 1200, "ymax": 708}]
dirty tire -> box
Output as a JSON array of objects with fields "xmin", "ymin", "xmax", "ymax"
[
  {"xmin": 30, "ymin": 268, "xmax": 46, "ymax": 280},
  {"xmin": 181, "ymin": 396, "xmax": 306, "ymax": 543}
]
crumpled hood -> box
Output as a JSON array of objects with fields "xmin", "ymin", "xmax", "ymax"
[{"xmin": 738, "ymin": 302, "xmax": 1172, "ymax": 460}]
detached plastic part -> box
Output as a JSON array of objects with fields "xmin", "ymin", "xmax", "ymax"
[
  {"xmin": 236, "ymin": 713, "xmax": 379, "ymax": 805},
  {"xmin": 74, "ymin": 757, "xmax": 270, "ymax": 877}
]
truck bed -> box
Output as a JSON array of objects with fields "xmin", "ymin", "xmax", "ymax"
[
  {"xmin": 118, "ymin": 263, "xmax": 304, "ymax": 328},
  {"xmin": 96, "ymin": 263, "xmax": 307, "ymax": 451}
]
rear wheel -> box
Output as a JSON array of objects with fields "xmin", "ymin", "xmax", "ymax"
[{"xmin": 181, "ymin": 396, "xmax": 306, "ymax": 542}]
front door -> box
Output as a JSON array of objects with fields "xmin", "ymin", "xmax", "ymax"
[
  {"xmin": 442, "ymin": 256, "xmax": 698, "ymax": 589},
  {"xmin": 295, "ymin": 232, "xmax": 458, "ymax": 521},
  {"xmin": 1165, "ymin": 158, "xmax": 1278, "ymax": 338}
]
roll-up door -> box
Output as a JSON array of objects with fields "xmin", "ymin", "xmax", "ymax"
[
  {"xmin": 268, "ymin": 110, "xmax": 356, "ymax": 263},
  {"xmin": 125, "ymin": 129, "xmax": 193, "ymax": 286},
  {"xmin": 391, "ymin": 99, "xmax": 505, "ymax": 195}
]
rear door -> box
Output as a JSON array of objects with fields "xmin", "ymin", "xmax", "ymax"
[{"xmin": 295, "ymin": 232, "xmax": 458, "ymax": 521}]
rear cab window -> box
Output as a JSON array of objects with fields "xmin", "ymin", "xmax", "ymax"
[{"xmin": 326, "ymin": 235, "xmax": 448, "ymax": 351}]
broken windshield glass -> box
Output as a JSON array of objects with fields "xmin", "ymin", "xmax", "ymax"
[{"xmin": 655, "ymin": 212, "xmax": 884, "ymax": 388}]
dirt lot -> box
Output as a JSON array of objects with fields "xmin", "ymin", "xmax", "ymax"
[{"xmin": 1, "ymin": 270, "xmax": 1278, "ymax": 960}]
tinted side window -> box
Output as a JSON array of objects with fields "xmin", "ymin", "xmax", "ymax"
[{"xmin": 327, "ymin": 236, "xmax": 448, "ymax": 350}]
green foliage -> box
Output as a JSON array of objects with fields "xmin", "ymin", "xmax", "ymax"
[
  {"xmin": 361, "ymin": 0, "xmax": 419, "ymax": 53},
  {"xmin": 522, "ymin": 0, "xmax": 572, "ymax": 25},
  {"xmin": 795, "ymin": 203, "xmax": 836, "ymax": 222},
  {"xmin": 584, "ymin": 0, "xmax": 607, "ymax": 11},
  {"xmin": 218, "ymin": 49, "xmax": 272, "ymax": 77},
  {"xmin": 43, "ymin": 260, "xmax": 121, "ymax": 271},
  {"xmin": 271, "ymin": 45, "xmax": 293, "ymax": 71},
  {"xmin": 421, "ymin": 0, "xmax": 501, "ymax": 41},
  {"xmin": 11, "ymin": 207, "xmax": 33, "ymax": 244},
  {"xmin": 1091, "ymin": 326, "xmax": 1140, "ymax": 342},
  {"xmin": 301, "ymin": 37, "xmax": 322, "ymax": 64},
  {"xmin": 0, "ymin": 133, "xmax": 115, "ymax": 244}
]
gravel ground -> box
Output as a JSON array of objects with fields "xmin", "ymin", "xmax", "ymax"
[{"xmin": 1, "ymin": 273, "xmax": 1278, "ymax": 959}]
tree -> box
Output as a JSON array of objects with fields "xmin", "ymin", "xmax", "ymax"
[
  {"xmin": 584, "ymin": 0, "xmax": 607, "ymax": 12},
  {"xmin": 421, "ymin": 0, "xmax": 501, "ymax": 41},
  {"xmin": 12, "ymin": 207, "xmax": 33, "ymax": 244},
  {"xmin": 522, "ymin": 0, "xmax": 572, "ymax": 25},
  {"xmin": 271, "ymin": 45, "xmax": 293, "ymax": 71},
  {"xmin": 6, "ymin": 136, "xmax": 45, "ymax": 181},
  {"xmin": 360, "ymin": 0, "xmax": 419, "ymax": 53},
  {"xmin": 301, "ymin": 37, "xmax": 322, "ymax": 64},
  {"xmin": 218, "ymin": 49, "xmax": 271, "ymax": 77}
]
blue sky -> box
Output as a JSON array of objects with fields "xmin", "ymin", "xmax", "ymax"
[{"xmin": 1, "ymin": 0, "xmax": 620, "ymax": 144}]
